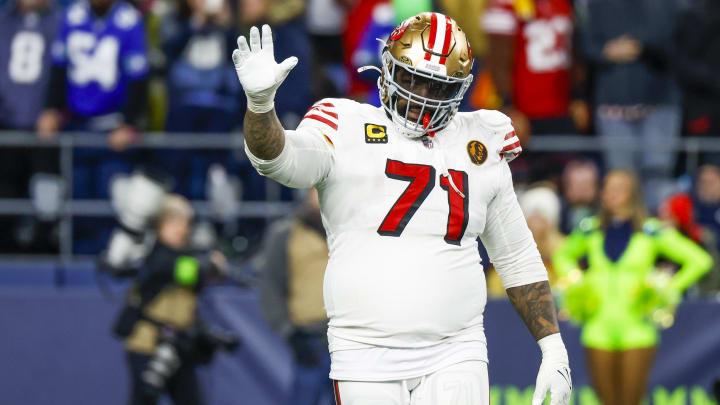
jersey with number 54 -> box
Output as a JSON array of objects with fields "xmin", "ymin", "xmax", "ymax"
[{"xmin": 246, "ymin": 98, "xmax": 547, "ymax": 353}]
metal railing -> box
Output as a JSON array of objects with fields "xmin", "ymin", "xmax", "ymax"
[
  {"xmin": 0, "ymin": 131, "xmax": 296, "ymax": 266},
  {"xmin": 1, "ymin": 130, "xmax": 719, "ymax": 265}
]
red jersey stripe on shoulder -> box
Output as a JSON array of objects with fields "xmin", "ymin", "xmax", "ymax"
[
  {"xmin": 306, "ymin": 108, "xmax": 339, "ymax": 123},
  {"xmin": 306, "ymin": 102, "xmax": 336, "ymax": 114},
  {"xmin": 303, "ymin": 114, "xmax": 339, "ymax": 130},
  {"xmin": 307, "ymin": 105, "xmax": 339, "ymax": 121},
  {"xmin": 318, "ymin": 109, "xmax": 338, "ymax": 119},
  {"xmin": 504, "ymin": 130, "xmax": 517, "ymax": 140}
]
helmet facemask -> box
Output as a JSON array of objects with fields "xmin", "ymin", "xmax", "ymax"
[{"xmin": 381, "ymin": 49, "xmax": 473, "ymax": 138}]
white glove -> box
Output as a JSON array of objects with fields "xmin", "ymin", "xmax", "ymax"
[
  {"xmin": 533, "ymin": 334, "xmax": 572, "ymax": 405},
  {"xmin": 232, "ymin": 24, "xmax": 298, "ymax": 114}
]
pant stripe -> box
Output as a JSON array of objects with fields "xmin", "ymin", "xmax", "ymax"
[{"xmin": 333, "ymin": 380, "xmax": 342, "ymax": 405}]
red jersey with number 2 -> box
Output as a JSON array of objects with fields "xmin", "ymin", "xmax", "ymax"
[{"xmin": 483, "ymin": 0, "xmax": 573, "ymax": 119}]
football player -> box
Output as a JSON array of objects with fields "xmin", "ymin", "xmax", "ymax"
[{"xmin": 234, "ymin": 13, "xmax": 572, "ymax": 405}]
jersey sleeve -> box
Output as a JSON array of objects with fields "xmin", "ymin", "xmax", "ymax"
[
  {"xmin": 118, "ymin": 6, "xmax": 149, "ymax": 80},
  {"xmin": 475, "ymin": 109, "xmax": 522, "ymax": 162},
  {"xmin": 482, "ymin": 0, "xmax": 519, "ymax": 36},
  {"xmin": 245, "ymin": 99, "xmax": 339, "ymax": 189},
  {"xmin": 480, "ymin": 160, "xmax": 548, "ymax": 289},
  {"xmin": 297, "ymin": 99, "xmax": 340, "ymax": 144}
]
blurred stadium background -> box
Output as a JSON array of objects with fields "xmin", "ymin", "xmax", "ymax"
[{"xmin": 0, "ymin": 0, "xmax": 719, "ymax": 404}]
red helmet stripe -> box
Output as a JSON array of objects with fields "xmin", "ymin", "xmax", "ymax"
[
  {"xmin": 427, "ymin": 12, "xmax": 438, "ymax": 54},
  {"xmin": 439, "ymin": 15, "xmax": 453, "ymax": 65}
]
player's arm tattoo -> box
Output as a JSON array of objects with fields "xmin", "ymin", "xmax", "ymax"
[
  {"xmin": 506, "ymin": 280, "xmax": 560, "ymax": 341},
  {"xmin": 244, "ymin": 109, "xmax": 285, "ymax": 160}
]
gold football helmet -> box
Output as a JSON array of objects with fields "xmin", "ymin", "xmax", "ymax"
[{"xmin": 378, "ymin": 12, "xmax": 474, "ymax": 138}]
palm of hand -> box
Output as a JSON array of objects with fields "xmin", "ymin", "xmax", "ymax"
[{"xmin": 232, "ymin": 24, "xmax": 298, "ymax": 113}]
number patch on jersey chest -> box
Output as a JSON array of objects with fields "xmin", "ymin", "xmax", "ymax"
[{"xmin": 378, "ymin": 159, "xmax": 469, "ymax": 245}]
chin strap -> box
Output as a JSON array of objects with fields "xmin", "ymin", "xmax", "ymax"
[{"xmin": 424, "ymin": 113, "xmax": 465, "ymax": 198}]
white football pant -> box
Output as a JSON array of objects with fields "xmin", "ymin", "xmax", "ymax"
[{"xmin": 332, "ymin": 360, "xmax": 489, "ymax": 405}]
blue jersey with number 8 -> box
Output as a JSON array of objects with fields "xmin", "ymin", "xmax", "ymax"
[{"xmin": 0, "ymin": 4, "xmax": 61, "ymax": 128}]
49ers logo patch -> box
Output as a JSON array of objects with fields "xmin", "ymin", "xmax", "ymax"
[
  {"xmin": 365, "ymin": 124, "xmax": 388, "ymax": 143},
  {"xmin": 467, "ymin": 140, "xmax": 488, "ymax": 165}
]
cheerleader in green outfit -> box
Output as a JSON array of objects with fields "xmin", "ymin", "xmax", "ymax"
[{"xmin": 553, "ymin": 170, "xmax": 712, "ymax": 405}]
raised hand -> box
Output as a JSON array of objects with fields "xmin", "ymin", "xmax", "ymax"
[{"xmin": 232, "ymin": 24, "xmax": 298, "ymax": 113}]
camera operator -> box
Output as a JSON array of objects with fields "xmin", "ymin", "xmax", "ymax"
[{"xmin": 114, "ymin": 194, "xmax": 236, "ymax": 405}]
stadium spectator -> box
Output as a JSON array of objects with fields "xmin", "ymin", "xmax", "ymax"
[
  {"xmin": 659, "ymin": 193, "xmax": 720, "ymax": 295},
  {"xmin": 0, "ymin": 0, "xmax": 60, "ymax": 131},
  {"xmin": 348, "ymin": 1, "xmax": 394, "ymax": 106},
  {"xmin": 694, "ymin": 165, "xmax": 720, "ymax": 250},
  {"xmin": 161, "ymin": 0, "xmax": 238, "ymax": 133},
  {"xmin": 341, "ymin": 0, "xmax": 387, "ymax": 101},
  {"xmin": 305, "ymin": 0, "xmax": 351, "ymax": 100},
  {"xmin": 580, "ymin": 0, "xmax": 681, "ymax": 211},
  {"xmin": 560, "ymin": 159, "xmax": 599, "ymax": 234},
  {"xmin": 157, "ymin": 0, "xmax": 239, "ymax": 198},
  {"xmin": 519, "ymin": 184, "xmax": 564, "ymax": 285},
  {"xmin": 482, "ymin": 0, "xmax": 587, "ymax": 184},
  {"xmin": 673, "ymin": 0, "xmax": 720, "ymax": 164},
  {"xmin": 256, "ymin": 189, "xmax": 333, "ymax": 405},
  {"xmin": 483, "ymin": 0, "xmax": 580, "ymax": 139},
  {"xmin": 36, "ymin": 0, "xmax": 149, "ymax": 199},
  {"xmin": 553, "ymin": 170, "xmax": 712, "ymax": 405},
  {"xmin": 0, "ymin": 0, "xmax": 61, "ymax": 253}
]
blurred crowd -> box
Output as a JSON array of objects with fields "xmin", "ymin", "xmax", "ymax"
[
  {"xmin": 1, "ymin": 0, "xmax": 720, "ymax": 257},
  {"xmin": 484, "ymin": 161, "xmax": 720, "ymax": 298}
]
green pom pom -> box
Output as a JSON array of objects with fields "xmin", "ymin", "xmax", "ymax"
[{"xmin": 561, "ymin": 279, "xmax": 600, "ymax": 324}]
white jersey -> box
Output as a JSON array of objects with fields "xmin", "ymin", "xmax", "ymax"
[{"xmin": 246, "ymin": 98, "xmax": 547, "ymax": 379}]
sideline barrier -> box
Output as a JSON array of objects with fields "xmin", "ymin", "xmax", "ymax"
[{"xmin": 0, "ymin": 284, "xmax": 718, "ymax": 405}]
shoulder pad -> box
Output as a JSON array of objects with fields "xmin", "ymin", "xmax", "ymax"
[
  {"xmin": 299, "ymin": 98, "xmax": 343, "ymax": 133},
  {"xmin": 642, "ymin": 218, "xmax": 666, "ymax": 236},
  {"xmin": 473, "ymin": 110, "xmax": 521, "ymax": 161},
  {"xmin": 476, "ymin": 109, "xmax": 512, "ymax": 130},
  {"xmin": 578, "ymin": 216, "xmax": 600, "ymax": 233}
]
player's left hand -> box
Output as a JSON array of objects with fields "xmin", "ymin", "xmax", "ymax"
[{"xmin": 533, "ymin": 334, "xmax": 572, "ymax": 405}]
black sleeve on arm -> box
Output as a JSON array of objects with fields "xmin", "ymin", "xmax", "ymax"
[
  {"xmin": 46, "ymin": 65, "xmax": 68, "ymax": 110},
  {"xmin": 122, "ymin": 77, "xmax": 148, "ymax": 128}
]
